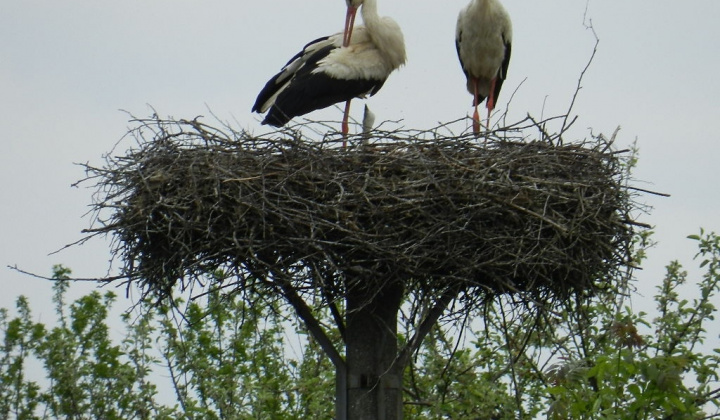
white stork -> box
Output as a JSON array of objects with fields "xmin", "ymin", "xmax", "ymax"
[
  {"xmin": 456, "ymin": 0, "xmax": 512, "ymax": 133},
  {"xmin": 252, "ymin": 0, "xmax": 405, "ymax": 136}
]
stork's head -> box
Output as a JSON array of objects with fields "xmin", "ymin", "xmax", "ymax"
[{"xmin": 343, "ymin": 0, "xmax": 362, "ymax": 47}]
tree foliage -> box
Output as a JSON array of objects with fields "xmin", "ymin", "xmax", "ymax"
[
  {"xmin": 540, "ymin": 230, "xmax": 720, "ymax": 419},
  {"xmin": 2, "ymin": 232, "xmax": 720, "ymax": 419}
]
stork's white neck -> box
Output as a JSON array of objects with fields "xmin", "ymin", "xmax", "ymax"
[
  {"xmin": 473, "ymin": 0, "xmax": 493, "ymax": 7},
  {"xmin": 358, "ymin": 0, "xmax": 406, "ymax": 69},
  {"xmin": 360, "ymin": 0, "xmax": 379, "ymax": 30},
  {"xmin": 469, "ymin": 0, "xmax": 503, "ymax": 16}
]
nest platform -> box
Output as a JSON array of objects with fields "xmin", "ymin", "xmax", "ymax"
[{"xmin": 85, "ymin": 118, "xmax": 636, "ymax": 302}]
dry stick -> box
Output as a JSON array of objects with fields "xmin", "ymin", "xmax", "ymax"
[
  {"xmin": 7, "ymin": 264, "xmax": 122, "ymax": 283},
  {"xmin": 559, "ymin": 16, "xmax": 600, "ymax": 142},
  {"xmin": 395, "ymin": 285, "xmax": 461, "ymax": 369},
  {"xmin": 313, "ymin": 262, "xmax": 346, "ymax": 341},
  {"xmin": 271, "ymin": 270, "xmax": 344, "ymax": 369},
  {"xmin": 439, "ymin": 310, "xmax": 471, "ymax": 380}
]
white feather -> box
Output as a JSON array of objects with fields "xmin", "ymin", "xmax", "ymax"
[
  {"xmin": 456, "ymin": 0, "xmax": 512, "ymax": 97},
  {"xmin": 253, "ymin": 0, "xmax": 406, "ymax": 126}
]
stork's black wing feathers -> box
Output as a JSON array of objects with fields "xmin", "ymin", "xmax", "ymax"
[
  {"xmin": 492, "ymin": 32, "xmax": 512, "ymax": 106},
  {"xmin": 261, "ymin": 44, "xmax": 384, "ymax": 127},
  {"xmin": 251, "ymin": 35, "xmax": 332, "ymax": 113}
]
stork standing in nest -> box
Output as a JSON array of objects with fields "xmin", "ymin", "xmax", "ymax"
[
  {"xmin": 252, "ymin": 0, "xmax": 406, "ymax": 137},
  {"xmin": 456, "ymin": 0, "xmax": 512, "ymax": 134}
]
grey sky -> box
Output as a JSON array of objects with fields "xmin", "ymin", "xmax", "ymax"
[{"xmin": 2, "ymin": 0, "xmax": 719, "ymax": 333}]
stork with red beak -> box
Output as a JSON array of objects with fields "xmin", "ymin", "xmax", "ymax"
[{"xmin": 252, "ymin": 0, "xmax": 405, "ymax": 136}]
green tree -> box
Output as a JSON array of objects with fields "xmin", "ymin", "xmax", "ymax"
[
  {"xmin": 543, "ymin": 231, "xmax": 720, "ymax": 419},
  {"xmin": 2, "ymin": 232, "xmax": 719, "ymax": 418}
]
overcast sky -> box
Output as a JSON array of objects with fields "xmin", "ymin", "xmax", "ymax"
[{"xmin": 2, "ymin": 0, "xmax": 719, "ymax": 339}]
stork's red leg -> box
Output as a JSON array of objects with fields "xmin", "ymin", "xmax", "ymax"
[
  {"xmin": 486, "ymin": 77, "xmax": 497, "ymax": 129},
  {"xmin": 472, "ymin": 78, "xmax": 481, "ymax": 134},
  {"xmin": 342, "ymin": 99, "xmax": 352, "ymax": 146}
]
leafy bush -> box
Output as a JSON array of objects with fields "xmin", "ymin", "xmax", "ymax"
[{"xmin": 1, "ymin": 232, "xmax": 719, "ymax": 419}]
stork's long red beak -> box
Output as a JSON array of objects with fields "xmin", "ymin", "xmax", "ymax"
[{"xmin": 343, "ymin": 5, "xmax": 358, "ymax": 47}]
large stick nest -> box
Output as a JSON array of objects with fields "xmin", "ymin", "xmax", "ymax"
[{"xmin": 84, "ymin": 117, "xmax": 637, "ymax": 303}]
